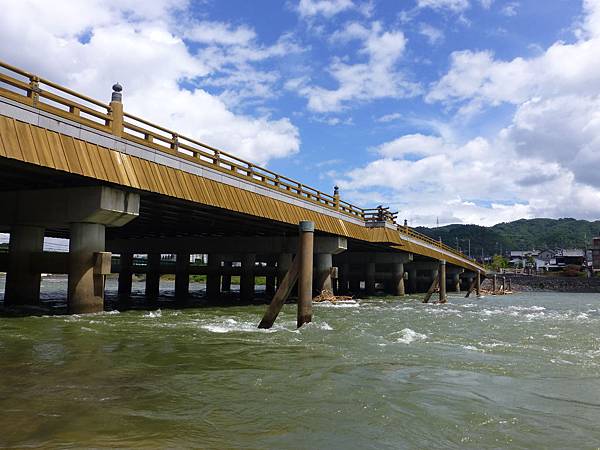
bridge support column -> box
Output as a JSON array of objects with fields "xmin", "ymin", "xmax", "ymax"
[
  {"xmin": 175, "ymin": 252, "xmax": 190, "ymax": 300},
  {"xmin": 337, "ymin": 262, "xmax": 349, "ymax": 294},
  {"xmin": 408, "ymin": 268, "xmax": 417, "ymax": 293},
  {"xmin": 438, "ymin": 260, "xmax": 447, "ymax": 303},
  {"xmin": 240, "ymin": 254, "xmax": 256, "ymax": 302},
  {"xmin": 476, "ymin": 271, "xmax": 481, "ymax": 297},
  {"xmin": 492, "ymin": 274, "xmax": 497, "ymax": 294},
  {"xmin": 207, "ymin": 254, "xmax": 221, "ymax": 299},
  {"xmin": 221, "ymin": 260, "xmax": 232, "ymax": 293},
  {"xmin": 277, "ymin": 253, "xmax": 292, "ymax": 289},
  {"xmin": 315, "ymin": 253, "xmax": 333, "ymax": 294},
  {"xmin": 298, "ymin": 221, "xmax": 314, "ymax": 327},
  {"xmin": 453, "ymin": 272, "xmax": 461, "ymax": 293},
  {"xmin": 68, "ymin": 223, "xmax": 106, "ymax": 314},
  {"xmin": 265, "ymin": 259, "xmax": 276, "ymax": 297},
  {"xmin": 4, "ymin": 225, "xmax": 44, "ymax": 307},
  {"xmin": 118, "ymin": 252, "xmax": 133, "ymax": 300},
  {"xmin": 366, "ymin": 262, "xmax": 376, "ymax": 296},
  {"xmin": 145, "ymin": 253, "xmax": 161, "ymax": 301},
  {"xmin": 349, "ymin": 278, "xmax": 361, "ymax": 294},
  {"xmin": 1, "ymin": 186, "xmax": 139, "ymax": 313},
  {"xmin": 392, "ymin": 263, "xmax": 405, "ymax": 296}
]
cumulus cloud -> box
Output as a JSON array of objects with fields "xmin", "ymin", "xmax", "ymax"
[
  {"xmin": 0, "ymin": 0, "xmax": 300, "ymax": 165},
  {"xmin": 295, "ymin": 21, "xmax": 420, "ymax": 112},
  {"xmin": 296, "ymin": 0, "xmax": 355, "ymax": 17},
  {"xmin": 419, "ymin": 23, "xmax": 444, "ymax": 44},
  {"xmin": 416, "ymin": 0, "xmax": 470, "ymax": 12}
]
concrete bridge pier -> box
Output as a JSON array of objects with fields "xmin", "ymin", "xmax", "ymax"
[
  {"xmin": 68, "ymin": 222, "xmax": 106, "ymax": 314},
  {"xmin": 175, "ymin": 252, "xmax": 190, "ymax": 300},
  {"xmin": 408, "ymin": 267, "xmax": 417, "ymax": 293},
  {"xmin": 265, "ymin": 259, "xmax": 276, "ymax": 297},
  {"xmin": 392, "ymin": 262, "xmax": 405, "ymax": 296},
  {"xmin": 365, "ymin": 262, "xmax": 376, "ymax": 295},
  {"xmin": 145, "ymin": 253, "xmax": 161, "ymax": 302},
  {"xmin": 337, "ymin": 262, "xmax": 349, "ymax": 294},
  {"xmin": 207, "ymin": 254, "xmax": 221, "ymax": 299},
  {"xmin": 315, "ymin": 253, "xmax": 333, "ymax": 294},
  {"xmin": 221, "ymin": 260, "xmax": 232, "ymax": 293},
  {"xmin": 1, "ymin": 186, "xmax": 139, "ymax": 313},
  {"xmin": 277, "ymin": 253, "xmax": 292, "ymax": 289},
  {"xmin": 118, "ymin": 252, "xmax": 133, "ymax": 300},
  {"xmin": 240, "ymin": 254, "xmax": 256, "ymax": 302},
  {"xmin": 4, "ymin": 225, "xmax": 45, "ymax": 307}
]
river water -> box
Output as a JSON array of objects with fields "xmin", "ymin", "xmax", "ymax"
[{"xmin": 1, "ymin": 278, "xmax": 599, "ymax": 448}]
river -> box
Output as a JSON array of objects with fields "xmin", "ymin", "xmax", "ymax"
[{"xmin": 1, "ymin": 277, "xmax": 599, "ymax": 448}]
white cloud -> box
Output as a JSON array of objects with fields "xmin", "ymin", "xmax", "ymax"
[
  {"xmin": 336, "ymin": 1, "xmax": 600, "ymax": 226},
  {"xmin": 184, "ymin": 21, "xmax": 256, "ymax": 46},
  {"xmin": 0, "ymin": 0, "xmax": 300, "ymax": 166},
  {"xmin": 419, "ymin": 23, "xmax": 444, "ymax": 44},
  {"xmin": 296, "ymin": 0, "xmax": 355, "ymax": 18},
  {"xmin": 376, "ymin": 112, "xmax": 402, "ymax": 122},
  {"xmin": 500, "ymin": 2, "xmax": 519, "ymax": 17},
  {"xmin": 416, "ymin": 0, "xmax": 470, "ymax": 12},
  {"xmin": 479, "ymin": 0, "xmax": 493, "ymax": 9},
  {"xmin": 295, "ymin": 22, "xmax": 420, "ymax": 112}
]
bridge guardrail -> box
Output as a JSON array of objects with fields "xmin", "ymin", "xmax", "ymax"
[{"xmin": 0, "ymin": 59, "xmax": 479, "ymax": 265}]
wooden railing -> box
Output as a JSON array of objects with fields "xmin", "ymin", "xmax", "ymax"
[{"xmin": 0, "ymin": 59, "xmax": 479, "ymax": 264}]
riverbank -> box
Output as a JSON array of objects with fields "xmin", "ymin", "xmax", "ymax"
[{"xmin": 484, "ymin": 274, "xmax": 600, "ymax": 293}]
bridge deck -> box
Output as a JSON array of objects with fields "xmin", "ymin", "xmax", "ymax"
[{"xmin": 0, "ymin": 60, "xmax": 484, "ymax": 273}]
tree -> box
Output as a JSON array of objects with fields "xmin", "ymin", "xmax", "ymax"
[{"xmin": 491, "ymin": 254, "xmax": 508, "ymax": 271}]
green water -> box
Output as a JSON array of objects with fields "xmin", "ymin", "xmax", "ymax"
[{"xmin": 1, "ymin": 284, "xmax": 599, "ymax": 448}]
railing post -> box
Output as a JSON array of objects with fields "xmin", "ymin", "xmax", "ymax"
[
  {"xmin": 110, "ymin": 83, "xmax": 123, "ymax": 137},
  {"xmin": 333, "ymin": 185, "xmax": 340, "ymax": 209},
  {"xmin": 28, "ymin": 76, "xmax": 40, "ymax": 106}
]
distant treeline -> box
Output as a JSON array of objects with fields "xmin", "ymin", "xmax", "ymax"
[{"xmin": 416, "ymin": 218, "xmax": 600, "ymax": 256}]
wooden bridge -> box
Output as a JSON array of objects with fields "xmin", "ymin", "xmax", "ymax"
[{"xmin": 0, "ymin": 60, "xmax": 484, "ymax": 324}]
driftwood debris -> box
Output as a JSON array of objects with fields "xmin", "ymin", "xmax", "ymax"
[{"xmin": 313, "ymin": 289, "xmax": 353, "ymax": 303}]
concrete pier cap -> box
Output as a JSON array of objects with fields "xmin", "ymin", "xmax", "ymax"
[{"xmin": 0, "ymin": 186, "xmax": 140, "ymax": 227}]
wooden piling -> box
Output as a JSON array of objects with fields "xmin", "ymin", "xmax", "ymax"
[
  {"xmin": 258, "ymin": 255, "xmax": 300, "ymax": 329},
  {"xmin": 492, "ymin": 275, "xmax": 497, "ymax": 294},
  {"xmin": 297, "ymin": 221, "xmax": 314, "ymax": 328},
  {"xmin": 465, "ymin": 277, "xmax": 475, "ymax": 298},
  {"xmin": 438, "ymin": 260, "xmax": 447, "ymax": 303},
  {"xmin": 423, "ymin": 273, "xmax": 439, "ymax": 303}
]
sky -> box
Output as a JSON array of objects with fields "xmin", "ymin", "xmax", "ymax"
[{"xmin": 1, "ymin": 0, "xmax": 599, "ymax": 227}]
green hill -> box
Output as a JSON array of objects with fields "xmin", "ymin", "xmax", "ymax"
[{"xmin": 415, "ymin": 218, "xmax": 600, "ymax": 257}]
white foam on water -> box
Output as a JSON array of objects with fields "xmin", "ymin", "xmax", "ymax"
[
  {"xmin": 509, "ymin": 305, "xmax": 546, "ymax": 312},
  {"xmin": 395, "ymin": 328, "xmax": 427, "ymax": 344},
  {"xmin": 462, "ymin": 345, "xmax": 483, "ymax": 352},
  {"xmin": 314, "ymin": 300, "xmax": 359, "ymax": 308},
  {"xmin": 144, "ymin": 309, "xmax": 162, "ymax": 318},
  {"xmin": 575, "ymin": 312, "xmax": 589, "ymax": 320},
  {"xmin": 544, "ymin": 334, "xmax": 558, "ymax": 339},
  {"xmin": 199, "ymin": 317, "xmax": 288, "ymax": 334},
  {"xmin": 479, "ymin": 341, "xmax": 511, "ymax": 348}
]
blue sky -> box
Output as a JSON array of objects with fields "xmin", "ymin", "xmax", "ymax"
[{"xmin": 1, "ymin": 0, "xmax": 600, "ymax": 226}]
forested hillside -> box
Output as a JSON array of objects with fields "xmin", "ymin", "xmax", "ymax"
[{"xmin": 416, "ymin": 218, "xmax": 600, "ymax": 256}]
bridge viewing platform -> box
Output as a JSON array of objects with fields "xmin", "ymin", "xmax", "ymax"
[{"xmin": 0, "ymin": 60, "xmax": 484, "ymax": 324}]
